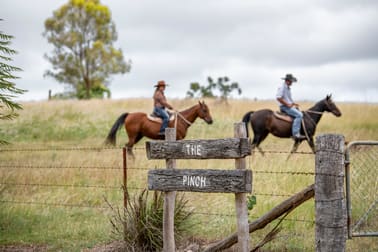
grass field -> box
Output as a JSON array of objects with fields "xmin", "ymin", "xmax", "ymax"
[{"xmin": 1, "ymin": 98, "xmax": 377, "ymax": 251}]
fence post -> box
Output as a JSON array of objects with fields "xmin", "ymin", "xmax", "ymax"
[
  {"xmin": 122, "ymin": 146, "xmax": 128, "ymax": 239},
  {"xmin": 234, "ymin": 122, "xmax": 250, "ymax": 251},
  {"xmin": 315, "ymin": 134, "xmax": 346, "ymax": 251},
  {"xmin": 122, "ymin": 147, "xmax": 128, "ymax": 209},
  {"xmin": 163, "ymin": 128, "xmax": 176, "ymax": 252}
]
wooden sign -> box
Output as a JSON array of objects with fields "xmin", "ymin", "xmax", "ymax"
[
  {"xmin": 148, "ymin": 169, "xmax": 252, "ymax": 193},
  {"xmin": 146, "ymin": 138, "xmax": 251, "ymax": 160}
]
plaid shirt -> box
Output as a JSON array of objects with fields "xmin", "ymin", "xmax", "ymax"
[{"xmin": 153, "ymin": 90, "xmax": 172, "ymax": 109}]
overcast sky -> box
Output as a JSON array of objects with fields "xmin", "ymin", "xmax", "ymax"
[{"xmin": 2, "ymin": 0, "xmax": 378, "ymax": 102}]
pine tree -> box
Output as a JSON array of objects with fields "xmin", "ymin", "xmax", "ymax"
[{"xmin": 0, "ymin": 24, "xmax": 26, "ymax": 144}]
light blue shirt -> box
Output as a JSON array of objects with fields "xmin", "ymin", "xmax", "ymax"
[{"xmin": 276, "ymin": 82, "xmax": 293, "ymax": 106}]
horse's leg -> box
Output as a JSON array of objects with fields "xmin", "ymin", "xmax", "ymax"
[
  {"xmin": 251, "ymin": 138, "xmax": 264, "ymax": 156},
  {"xmin": 126, "ymin": 145, "xmax": 134, "ymax": 159},
  {"xmin": 256, "ymin": 145, "xmax": 265, "ymax": 156},
  {"xmin": 307, "ymin": 137, "xmax": 315, "ymax": 153},
  {"xmin": 125, "ymin": 138, "xmax": 136, "ymax": 159},
  {"xmin": 126, "ymin": 133, "xmax": 144, "ymax": 159},
  {"xmin": 286, "ymin": 140, "xmax": 302, "ymax": 160},
  {"xmin": 251, "ymin": 143, "xmax": 263, "ymax": 156},
  {"xmin": 251, "ymin": 130, "xmax": 269, "ymax": 156}
]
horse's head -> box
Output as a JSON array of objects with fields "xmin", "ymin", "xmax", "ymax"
[
  {"xmin": 197, "ymin": 101, "xmax": 213, "ymax": 124},
  {"xmin": 324, "ymin": 94, "xmax": 342, "ymax": 117}
]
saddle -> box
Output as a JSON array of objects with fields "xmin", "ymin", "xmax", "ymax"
[
  {"xmin": 273, "ymin": 111, "xmax": 293, "ymax": 123},
  {"xmin": 147, "ymin": 112, "xmax": 176, "ymax": 123}
]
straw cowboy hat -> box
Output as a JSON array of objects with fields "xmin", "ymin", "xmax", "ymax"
[
  {"xmin": 154, "ymin": 80, "xmax": 169, "ymax": 87},
  {"xmin": 281, "ymin": 74, "xmax": 297, "ymax": 82}
]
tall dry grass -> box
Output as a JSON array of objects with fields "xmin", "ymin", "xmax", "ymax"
[{"xmin": 1, "ymin": 98, "xmax": 377, "ymax": 251}]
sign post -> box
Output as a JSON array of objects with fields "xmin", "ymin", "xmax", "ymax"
[
  {"xmin": 163, "ymin": 128, "xmax": 176, "ymax": 252},
  {"xmin": 146, "ymin": 123, "xmax": 252, "ymax": 251},
  {"xmin": 234, "ymin": 122, "xmax": 250, "ymax": 251}
]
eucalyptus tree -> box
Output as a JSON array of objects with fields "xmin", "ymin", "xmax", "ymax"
[
  {"xmin": 43, "ymin": 0, "xmax": 131, "ymax": 99},
  {"xmin": 187, "ymin": 76, "xmax": 242, "ymax": 102}
]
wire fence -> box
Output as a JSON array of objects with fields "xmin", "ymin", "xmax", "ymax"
[
  {"xmin": 345, "ymin": 141, "xmax": 378, "ymax": 238},
  {"xmin": 1, "ymin": 144, "xmax": 318, "ymax": 250},
  {"xmin": 2, "ymin": 142, "xmax": 377, "ymax": 251},
  {"xmin": 1, "ymin": 146, "xmax": 123, "ymax": 210}
]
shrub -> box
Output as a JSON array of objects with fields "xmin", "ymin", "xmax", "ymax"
[{"xmin": 107, "ymin": 189, "xmax": 194, "ymax": 251}]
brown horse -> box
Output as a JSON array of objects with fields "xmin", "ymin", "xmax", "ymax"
[
  {"xmin": 105, "ymin": 101, "xmax": 213, "ymax": 157},
  {"xmin": 242, "ymin": 95, "xmax": 342, "ymax": 155}
]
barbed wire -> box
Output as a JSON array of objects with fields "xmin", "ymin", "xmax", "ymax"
[
  {"xmin": 251, "ymin": 150, "xmax": 314, "ymax": 155},
  {"xmin": 2, "ymin": 181, "xmax": 305, "ymax": 198},
  {"xmin": 0, "ymin": 164, "xmax": 122, "ymax": 170},
  {"xmin": 0, "ymin": 146, "xmax": 122, "ymax": 152},
  {"xmin": 253, "ymin": 170, "xmax": 314, "ymax": 176},
  {"xmin": 0, "ymin": 200, "xmax": 314, "ymax": 224},
  {"xmin": 0, "ymin": 182, "xmax": 121, "ymax": 190},
  {"xmin": 0, "ymin": 200, "xmax": 108, "ymax": 209},
  {"xmin": 0, "ymin": 164, "xmax": 344, "ymax": 178}
]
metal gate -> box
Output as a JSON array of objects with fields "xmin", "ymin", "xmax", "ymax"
[{"xmin": 345, "ymin": 141, "xmax": 378, "ymax": 238}]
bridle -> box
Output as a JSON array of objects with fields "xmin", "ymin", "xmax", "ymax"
[
  {"xmin": 168, "ymin": 103, "xmax": 210, "ymax": 129},
  {"xmin": 166, "ymin": 109, "xmax": 192, "ymax": 130},
  {"xmin": 301, "ymin": 99, "xmax": 333, "ymax": 142}
]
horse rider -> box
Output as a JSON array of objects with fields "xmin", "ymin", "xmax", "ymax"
[
  {"xmin": 153, "ymin": 80, "xmax": 174, "ymax": 136},
  {"xmin": 276, "ymin": 74, "xmax": 306, "ymax": 141}
]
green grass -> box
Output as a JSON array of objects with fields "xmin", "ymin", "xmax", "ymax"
[
  {"xmin": 0, "ymin": 206, "xmax": 111, "ymax": 251},
  {"xmin": 1, "ymin": 98, "xmax": 377, "ymax": 251}
]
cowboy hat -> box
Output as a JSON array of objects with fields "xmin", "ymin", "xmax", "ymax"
[
  {"xmin": 281, "ymin": 74, "xmax": 297, "ymax": 82},
  {"xmin": 154, "ymin": 80, "xmax": 169, "ymax": 87}
]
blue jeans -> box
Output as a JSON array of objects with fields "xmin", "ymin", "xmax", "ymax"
[
  {"xmin": 153, "ymin": 107, "xmax": 169, "ymax": 133},
  {"xmin": 280, "ymin": 105, "xmax": 303, "ymax": 136}
]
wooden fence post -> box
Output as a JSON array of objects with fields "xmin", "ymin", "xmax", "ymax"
[
  {"xmin": 122, "ymin": 147, "xmax": 128, "ymax": 209},
  {"xmin": 315, "ymin": 134, "xmax": 347, "ymax": 251},
  {"xmin": 234, "ymin": 122, "xmax": 250, "ymax": 251},
  {"xmin": 163, "ymin": 128, "xmax": 176, "ymax": 252}
]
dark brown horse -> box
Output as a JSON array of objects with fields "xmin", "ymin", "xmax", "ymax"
[
  {"xmin": 105, "ymin": 101, "xmax": 213, "ymax": 157},
  {"xmin": 242, "ymin": 95, "xmax": 342, "ymax": 155}
]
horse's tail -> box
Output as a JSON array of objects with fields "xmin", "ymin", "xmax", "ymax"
[
  {"xmin": 241, "ymin": 111, "xmax": 254, "ymax": 138},
  {"xmin": 105, "ymin": 113, "xmax": 128, "ymax": 146}
]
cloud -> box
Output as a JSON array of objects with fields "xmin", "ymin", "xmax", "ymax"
[{"xmin": 1, "ymin": 0, "xmax": 377, "ymax": 102}]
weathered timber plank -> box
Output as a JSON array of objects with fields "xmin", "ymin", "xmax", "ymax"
[
  {"xmin": 145, "ymin": 138, "xmax": 251, "ymax": 159},
  {"xmin": 148, "ymin": 169, "xmax": 252, "ymax": 193}
]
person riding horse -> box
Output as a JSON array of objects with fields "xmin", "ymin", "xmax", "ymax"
[
  {"xmin": 276, "ymin": 74, "xmax": 306, "ymax": 141},
  {"xmin": 153, "ymin": 80, "xmax": 174, "ymax": 136}
]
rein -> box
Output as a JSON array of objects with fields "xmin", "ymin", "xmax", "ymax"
[
  {"xmin": 301, "ymin": 120, "xmax": 311, "ymax": 143},
  {"xmin": 169, "ymin": 110, "xmax": 192, "ymax": 128},
  {"xmin": 306, "ymin": 110, "xmax": 323, "ymax": 115},
  {"xmin": 177, "ymin": 112, "xmax": 192, "ymax": 126},
  {"xmin": 301, "ymin": 110, "xmax": 326, "ymax": 144},
  {"xmin": 302, "ymin": 110, "xmax": 324, "ymax": 143}
]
